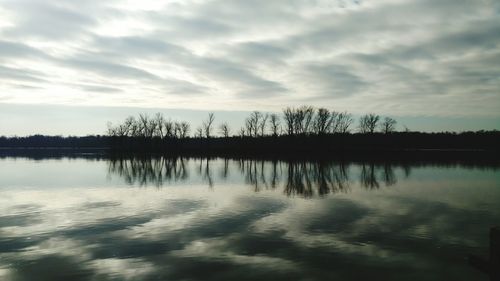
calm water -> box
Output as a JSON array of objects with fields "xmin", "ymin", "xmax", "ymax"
[{"xmin": 0, "ymin": 155, "xmax": 499, "ymax": 280}]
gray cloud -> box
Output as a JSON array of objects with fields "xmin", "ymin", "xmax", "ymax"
[
  {"xmin": 90, "ymin": 35, "xmax": 188, "ymax": 58},
  {"xmin": 1, "ymin": 0, "xmax": 96, "ymax": 39},
  {"xmin": 0, "ymin": 65, "xmax": 48, "ymax": 83},
  {"xmin": 62, "ymin": 58, "xmax": 161, "ymax": 81},
  {"xmin": 225, "ymin": 42, "xmax": 292, "ymax": 66},
  {"xmin": 149, "ymin": 13, "xmax": 236, "ymax": 41},
  {"xmin": 298, "ymin": 63, "xmax": 368, "ymax": 98},
  {"xmin": 80, "ymin": 85, "xmax": 123, "ymax": 93},
  {"xmin": 187, "ymin": 57, "xmax": 288, "ymax": 97},
  {"xmin": 0, "ymin": 40, "xmax": 50, "ymax": 59}
]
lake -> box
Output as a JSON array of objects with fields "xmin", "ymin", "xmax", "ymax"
[{"xmin": 0, "ymin": 155, "xmax": 499, "ymax": 280}]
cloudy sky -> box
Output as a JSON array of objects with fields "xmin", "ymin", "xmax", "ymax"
[{"xmin": 0, "ymin": 0, "xmax": 499, "ymax": 135}]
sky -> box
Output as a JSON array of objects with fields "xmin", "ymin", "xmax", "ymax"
[{"xmin": 0, "ymin": 0, "xmax": 499, "ymax": 136}]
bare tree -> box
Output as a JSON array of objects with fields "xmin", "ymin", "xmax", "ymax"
[
  {"xmin": 179, "ymin": 122, "xmax": 190, "ymax": 138},
  {"xmin": 301, "ymin": 106, "xmax": 315, "ymax": 134},
  {"xmin": 163, "ymin": 119, "xmax": 174, "ymax": 138},
  {"xmin": 329, "ymin": 111, "xmax": 340, "ymax": 133},
  {"xmin": 138, "ymin": 114, "xmax": 151, "ymax": 137},
  {"xmin": 245, "ymin": 111, "xmax": 262, "ymax": 137},
  {"xmin": 239, "ymin": 127, "xmax": 246, "ymax": 137},
  {"xmin": 132, "ymin": 117, "xmax": 141, "ymax": 137},
  {"xmin": 314, "ymin": 108, "xmax": 331, "ymax": 135},
  {"xmin": 283, "ymin": 107, "xmax": 295, "ymax": 136},
  {"xmin": 259, "ymin": 113, "xmax": 268, "ymax": 136},
  {"xmin": 245, "ymin": 118, "xmax": 255, "ymax": 137},
  {"xmin": 380, "ymin": 117, "xmax": 397, "ymax": 134},
  {"xmin": 269, "ymin": 113, "xmax": 281, "ymax": 137},
  {"xmin": 195, "ymin": 126, "xmax": 203, "ymax": 138},
  {"xmin": 288, "ymin": 106, "xmax": 315, "ymax": 135},
  {"xmin": 292, "ymin": 107, "xmax": 305, "ymax": 134},
  {"xmin": 336, "ymin": 112, "xmax": 353, "ymax": 133},
  {"xmin": 174, "ymin": 122, "xmax": 182, "ymax": 138},
  {"xmin": 359, "ymin": 113, "xmax": 380, "ymax": 133},
  {"xmin": 282, "ymin": 106, "xmax": 316, "ymax": 135},
  {"xmin": 147, "ymin": 118, "xmax": 157, "ymax": 138},
  {"xmin": 123, "ymin": 116, "xmax": 138, "ymax": 137},
  {"xmin": 202, "ymin": 113, "xmax": 215, "ymax": 138},
  {"xmin": 153, "ymin": 113, "xmax": 165, "ymax": 138},
  {"xmin": 219, "ymin": 122, "xmax": 230, "ymax": 137},
  {"xmin": 117, "ymin": 124, "xmax": 129, "ymax": 136},
  {"xmin": 106, "ymin": 122, "xmax": 116, "ymax": 136},
  {"xmin": 107, "ymin": 121, "xmax": 127, "ymax": 137},
  {"xmin": 107, "ymin": 112, "xmax": 192, "ymax": 139}
]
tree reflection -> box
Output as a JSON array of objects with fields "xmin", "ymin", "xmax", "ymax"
[
  {"xmin": 283, "ymin": 161, "xmax": 350, "ymax": 197},
  {"xmin": 382, "ymin": 164, "xmax": 397, "ymax": 186},
  {"xmin": 359, "ymin": 162, "xmax": 398, "ymax": 189},
  {"xmin": 107, "ymin": 156, "xmax": 188, "ymax": 187},
  {"xmin": 360, "ymin": 163, "xmax": 379, "ymax": 189},
  {"xmin": 107, "ymin": 156, "xmax": 406, "ymax": 196},
  {"xmin": 199, "ymin": 158, "xmax": 214, "ymax": 188}
]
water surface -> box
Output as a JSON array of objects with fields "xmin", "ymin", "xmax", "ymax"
[{"xmin": 0, "ymin": 155, "xmax": 499, "ymax": 280}]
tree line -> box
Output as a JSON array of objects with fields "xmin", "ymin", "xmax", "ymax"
[
  {"xmin": 106, "ymin": 106, "xmax": 399, "ymax": 138},
  {"xmin": 106, "ymin": 113, "xmax": 190, "ymax": 138},
  {"xmin": 1, "ymin": 106, "xmax": 497, "ymax": 152}
]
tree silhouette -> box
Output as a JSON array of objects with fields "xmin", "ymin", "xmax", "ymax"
[
  {"xmin": 283, "ymin": 106, "xmax": 315, "ymax": 135},
  {"xmin": 138, "ymin": 114, "xmax": 151, "ymax": 137},
  {"xmin": 380, "ymin": 117, "xmax": 397, "ymax": 134},
  {"xmin": 124, "ymin": 116, "xmax": 139, "ymax": 137},
  {"xmin": 336, "ymin": 112, "xmax": 353, "ymax": 133},
  {"xmin": 195, "ymin": 126, "xmax": 203, "ymax": 138},
  {"xmin": 292, "ymin": 107, "xmax": 306, "ymax": 134},
  {"xmin": 269, "ymin": 113, "xmax": 281, "ymax": 137},
  {"xmin": 202, "ymin": 113, "xmax": 215, "ymax": 138},
  {"xmin": 238, "ymin": 127, "xmax": 246, "ymax": 137},
  {"xmin": 283, "ymin": 107, "xmax": 295, "ymax": 136},
  {"xmin": 300, "ymin": 106, "xmax": 315, "ymax": 134},
  {"xmin": 245, "ymin": 111, "xmax": 262, "ymax": 137},
  {"xmin": 164, "ymin": 119, "xmax": 174, "ymax": 138},
  {"xmin": 153, "ymin": 113, "xmax": 165, "ymax": 138},
  {"xmin": 100, "ymin": 106, "xmax": 499, "ymax": 155},
  {"xmin": 219, "ymin": 122, "xmax": 230, "ymax": 137},
  {"xmin": 175, "ymin": 121, "xmax": 190, "ymax": 138},
  {"xmin": 359, "ymin": 113, "xmax": 380, "ymax": 133},
  {"xmin": 259, "ymin": 113, "xmax": 269, "ymax": 136},
  {"xmin": 314, "ymin": 108, "xmax": 332, "ymax": 135}
]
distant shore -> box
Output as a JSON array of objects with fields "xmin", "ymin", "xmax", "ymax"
[
  {"xmin": 1, "ymin": 133, "xmax": 499, "ymax": 165},
  {"xmin": 1, "ymin": 131, "xmax": 499, "ymax": 153}
]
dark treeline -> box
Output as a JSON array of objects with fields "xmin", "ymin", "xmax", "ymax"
[
  {"xmin": 103, "ymin": 106, "xmax": 499, "ymax": 153},
  {"xmin": 0, "ymin": 135, "xmax": 110, "ymax": 148},
  {"xmin": 1, "ymin": 106, "xmax": 499, "ymax": 153},
  {"xmin": 2, "ymin": 132, "xmax": 499, "ymax": 153}
]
